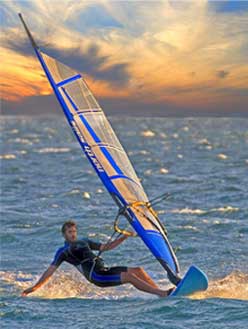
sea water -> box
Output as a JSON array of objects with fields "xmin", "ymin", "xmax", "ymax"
[{"xmin": 1, "ymin": 116, "xmax": 247, "ymax": 329}]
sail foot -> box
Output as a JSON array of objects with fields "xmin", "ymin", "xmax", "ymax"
[{"xmin": 159, "ymin": 259, "xmax": 181, "ymax": 286}]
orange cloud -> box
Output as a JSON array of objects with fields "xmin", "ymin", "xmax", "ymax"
[{"xmin": 1, "ymin": 47, "xmax": 50, "ymax": 101}]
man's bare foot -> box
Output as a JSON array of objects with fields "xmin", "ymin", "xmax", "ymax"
[{"xmin": 158, "ymin": 287, "xmax": 175, "ymax": 297}]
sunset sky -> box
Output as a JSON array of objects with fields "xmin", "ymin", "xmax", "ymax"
[{"xmin": 1, "ymin": 0, "xmax": 248, "ymax": 116}]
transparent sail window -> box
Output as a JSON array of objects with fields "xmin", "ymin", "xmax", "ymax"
[
  {"xmin": 112, "ymin": 178, "xmax": 148, "ymax": 204},
  {"xmin": 64, "ymin": 79, "xmax": 100, "ymax": 111},
  {"xmin": 41, "ymin": 52, "xmax": 77, "ymax": 84}
]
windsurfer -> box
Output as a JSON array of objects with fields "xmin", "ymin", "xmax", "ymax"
[{"xmin": 22, "ymin": 220, "xmax": 174, "ymax": 297}]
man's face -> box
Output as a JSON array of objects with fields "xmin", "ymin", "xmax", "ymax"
[{"xmin": 64, "ymin": 225, "xmax": 77, "ymax": 242}]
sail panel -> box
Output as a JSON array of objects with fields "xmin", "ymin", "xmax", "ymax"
[
  {"xmin": 112, "ymin": 178, "xmax": 147, "ymax": 204},
  {"xmin": 42, "ymin": 52, "xmax": 76, "ymax": 84},
  {"xmin": 64, "ymin": 79, "xmax": 100, "ymax": 110}
]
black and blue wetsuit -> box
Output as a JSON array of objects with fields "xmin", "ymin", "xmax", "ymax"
[{"xmin": 51, "ymin": 239, "xmax": 128, "ymax": 287}]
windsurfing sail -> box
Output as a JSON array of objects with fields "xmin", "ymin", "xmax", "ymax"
[{"xmin": 19, "ymin": 14, "xmax": 181, "ymax": 285}]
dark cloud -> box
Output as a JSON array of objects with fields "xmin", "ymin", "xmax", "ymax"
[
  {"xmin": 44, "ymin": 44, "xmax": 130, "ymax": 87},
  {"xmin": 5, "ymin": 31, "xmax": 130, "ymax": 87},
  {"xmin": 162, "ymin": 85, "xmax": 211, "ymax": 96},
  {"xmin": 4, "ymin": 31, "xmax": 40, "ymax": 57},
  {"xmin": 217, "ymin": 87, "xmax": 248, "ymax": 97},
  {"xmin": 216, "ymin": 70, "xmax": 229, "ymax": 79},
  {"xmin": 161, "ymin": 84, "xmax": 248, "ymax": 98},
  {"xmin": 1, "ymin": 95, "xmax": 60, "ymax": 116}
]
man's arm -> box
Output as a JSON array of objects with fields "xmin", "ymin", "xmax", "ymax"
[
  {"xmin": 22, "ymin": 265, "xmax": 57, "ymax": 296},
  {"xmin": 100, "ymin": 235, "xmax": 128, "ymax": 252}
]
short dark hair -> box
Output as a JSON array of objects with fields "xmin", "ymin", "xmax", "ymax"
[{"xmin": 61, "ymin": 220, "xmax": 77, "ymax": 235}]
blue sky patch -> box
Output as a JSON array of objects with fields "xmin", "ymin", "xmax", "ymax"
[
  {"xmin": 67, "ymin": 4, "xmax": 123, "ymax": 33},
  {"xmin": 208, "ymin": 0, "xmax": 248, "ymax": 14}
]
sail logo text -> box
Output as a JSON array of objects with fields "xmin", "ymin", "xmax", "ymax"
[
  {"xmin": 71, "ymin": 120, "xmax": 104, "ymax": 173},
  {"xmin": 84, "ymin": 145, "xmax": 104, "ymax": 172}
]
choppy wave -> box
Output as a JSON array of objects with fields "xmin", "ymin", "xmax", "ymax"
[{"xmin": 2, "ymin": 116, "xmax": 248, "ymax": 328}]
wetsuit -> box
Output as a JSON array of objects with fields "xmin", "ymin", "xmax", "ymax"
[{"xmin": 51, "ymin": 239, "xmax": 128, "ymax": 287}]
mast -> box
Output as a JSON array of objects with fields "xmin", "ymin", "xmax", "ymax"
[{"xmin": 18, "ymin": 13, "xmax": 39, "ymax": 50}]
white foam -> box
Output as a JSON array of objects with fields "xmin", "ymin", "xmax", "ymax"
[
  {"xmin": 9, "ymin": 129, "xmax": 19, "ymax": 134},
  {"xmin": 217, "ymin": 153, "xmax": 228, "ymax": 160},
  {"xmin": 198, "ymin": 138, "xmax": 211, "ymax": 145},
  {"xmin": 67, "ymin": 189, "xmax": 81, "ymax": 195},
  {"xmin": 182, "ymin": 126, "xmax": 189, "ymax": 132},
  {"xmin": 0, "ymin": 269, "xmax": 140, "ymax": 300},
  {"xmin": 170, "ymin": 206, "xmax": 239, "ymax": 215},
  {"xmin": 37, "ymin": 148, "xmax": 71, "ymax": 154},
  {"xmin": 83, "ymin": 192, "xmax": 91, "ymax": 199},
  {"xmin": 0, "ymin": 154, "xmax": 16, "ymax": 159},
  {"xmin": 144, "ymin": 169, "xmax": 152, "ymax": 176},
  {"xmin": 51, "ymin": 204, "xmax": 59, "ymax": 208},
  {"xmin": 139, "ymin": 150, "xmax": 150, "ymax": 155},
  {"xmin": 159, "ymin": 168, "xmax": 169, "ymax": 174},
  {"xmin": 171, "ymin": 208, "xmax": 206, "ymax": 215},
  {"xmin": 179, "ymin": 225, "xmax": 199, "ymax": 231},
  {"xmin": 212, "ymin": 206, "xmax": 239, "ymax": 212},
  {"xmin": 11, "ymin": 138, "xmax": 33, "ymax": 145},
  {"xmin": 140, "ymin": 130, "xmax": 155, "ymax": 137},
  {"xmin": 159, "ymin": 132, "xmax": 167, "ymax": 138}
]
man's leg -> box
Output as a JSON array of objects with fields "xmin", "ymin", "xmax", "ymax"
[
  {"xmin": 127, "ymin": 267, "xmax": 159, "ymax": 289},
  {"xmin": 121, "ymin": 270, "xmax": 172, "ymax": 297}
]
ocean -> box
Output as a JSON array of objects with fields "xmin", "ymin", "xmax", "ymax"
[{"xmin": 1, "ymin": 116, "xmax": 247, "ymax": 329}]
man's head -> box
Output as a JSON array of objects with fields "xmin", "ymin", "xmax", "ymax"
[{"xmin": 61, "ymin": 220, "xmax": 77, "ymax": 242}]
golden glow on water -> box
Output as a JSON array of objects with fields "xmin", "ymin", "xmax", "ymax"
[{"xmin": 191, "ymin": 271, "xmax": 248, "ymax": 301}]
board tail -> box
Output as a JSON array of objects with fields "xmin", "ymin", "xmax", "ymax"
[{"xmin": 170, "ymin": 265, "xmax": 208, "ymax": 297}]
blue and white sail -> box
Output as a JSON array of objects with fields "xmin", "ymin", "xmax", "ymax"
[{"xmin": 19, "ymin": 14, "xmax": 181, "ymax": 284}]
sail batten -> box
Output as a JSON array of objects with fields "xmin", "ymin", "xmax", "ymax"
[
  {"xmin": 56, "ymin": 74, "xmax": 82, "ymax": 87},
  {"xmin": 19, "ymin": 14, "xmax": 181, "ymax": 282}
]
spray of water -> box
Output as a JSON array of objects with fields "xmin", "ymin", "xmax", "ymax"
[
  {"xmin": 191, "ymin": 271, "xmax": 248, "ymax": 300},
  {"xmin": 1, "ymin": 269, "xmax": 247, "ymax": 300}
]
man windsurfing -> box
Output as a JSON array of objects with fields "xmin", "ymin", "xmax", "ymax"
[{"xmin": 22, "ymin": 220, "xmax": 174, "ymax": 297}]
